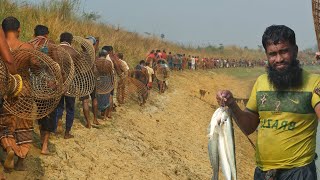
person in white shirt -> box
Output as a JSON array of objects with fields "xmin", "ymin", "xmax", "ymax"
[{"xmin": 145, "ymin": 62, "xmax": 154, "ymax": 90}]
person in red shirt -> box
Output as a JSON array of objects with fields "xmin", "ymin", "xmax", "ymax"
[
  {"xmin": 146, "ymin": 50, "xmax": 155, "ymax": 67},
  {"xmin": 162, "ymin": 49, "xmax": 167, "ymax": 60}
]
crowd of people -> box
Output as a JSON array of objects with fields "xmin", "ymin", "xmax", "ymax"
[{"xmin": 146, "ymin": 50, "xmax": 265, "ymax": 71}]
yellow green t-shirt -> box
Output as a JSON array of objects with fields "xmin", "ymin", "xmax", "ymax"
[{"xmin": 246, "ymin": 70, "xmax": 320, "ymax": 171}]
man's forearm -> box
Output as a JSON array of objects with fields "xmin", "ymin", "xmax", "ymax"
[{"xmin": 229, "ymin": 102, "xmax": 259, "ymax": 135}]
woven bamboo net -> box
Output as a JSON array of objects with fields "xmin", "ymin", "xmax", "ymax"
[
  {"xmin": 72, "ymin": 36, "xmax": 95, "ymax": 70},
  {"xmin": 0, "ymin": 60, "xmax": 9, "ymax": 96},
  {"xmin": 65, "ymin": 37, "xmax": 95, "ymax": 97},
  {"xmin": 116, "ymin": 76, "xmax": 148, "ymax": 104},
  {"xmin": 155, "ymin": 65, "xmax": 170, "ymax": 81},
  {"xmin": 0, "ymin": 61, "xmax": 26, "ymax": 105},
  {"xmin": 47, "ymin": 44, "xmax": 75, "ymax": 94},
  {"xmin": 313, "ymin": 0, "xmax": 320, "ymax": 50},
  {"xmin": 3, "ymin": 49, "xmax": 63, "ymax": 120},
  {"xmin": 95, "ymin": 58, "xmax": 114, "ymax": 94}
]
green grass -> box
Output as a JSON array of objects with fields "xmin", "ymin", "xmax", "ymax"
[
  {"xmin": 212, "ymin": 67, "xmax": 265, "ymax": 80},
  {"xmin": 303, "ymin": 65, "xmax": 320, "ymax": 74},
  {"xmin": 211, "ymin": 65, "xmax": 320, "ymax": 81}
]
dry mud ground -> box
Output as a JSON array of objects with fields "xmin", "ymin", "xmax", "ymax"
[{"xmin": 6, "ymin": 70, "xmax": 258, "ymax": 180}]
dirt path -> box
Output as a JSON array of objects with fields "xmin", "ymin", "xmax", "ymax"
[{"xmin": 6, "ymin": 70, "xmax": 257, "ymax": 180}]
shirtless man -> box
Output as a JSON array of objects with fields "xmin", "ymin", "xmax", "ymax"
[
  {"xmin": 29, "ymin": 25, "xmax": 57, "ymax": 155},
  {"xmin": 0, "ymin": 20, "xmax": 17, "ymax": 180},
  {"xmin": 2, "ymin": 16, "xmax": 34, "ymax": 172}
]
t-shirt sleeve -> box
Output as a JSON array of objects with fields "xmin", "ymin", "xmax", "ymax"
[
  {"xmin": 246, "ymin": 79, "xmax": 259, "ymax": 113},
  {"xmin": 312, "ymin": 77, "xmax": 320, "ymax": 108}
]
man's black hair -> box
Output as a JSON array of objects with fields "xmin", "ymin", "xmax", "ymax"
[
  {"xmin": 118, "ymin": 52, "xmax": 123, "ymax": 59},
  {"xmin": 34, "ymin": 25, "xmax": 49, "ymax": 36},
  {"xmin": 60, "ymin": 32, "xmax": 73, "ymax": 44},
  {"xmin": 99, "ymin": 49, "xmax": 107, "ymax": 57},
  {"xmin": 262, "ymin": 25, "xmax": 296, "ymax": 50},
  {"xmin": 2, "ymin": 16, "xmax": 20, "ymax": 33},
  {"xmin": 139, "ymin": 60, "xmax": 145, "ymax": 65},
  {"xmin": 102, "ymin": 46, "xmax": 113, "ymax": 52}
]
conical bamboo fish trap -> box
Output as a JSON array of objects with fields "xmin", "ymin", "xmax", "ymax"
[
  {"xmin": 65, "ymin": 36, "xmax": 96, "ymax": 97},
  {"xmin": 0, "ymin": 59, "xmax": 21, "ymax": 98},
  {"xmin": 47, "ymin": 44, "xmax": 75, "ymax": 94},
  {"xmin": 155, "ymin": 65, "xmax": 170, "ymax": 81},
  {"xmin": 72, "ymin": 36, "xmax": 95, "ymax": 70},
  {"xmin": 95, "ymin": 58, "xmax": 114, "ymax": 94},
  {"xmin": 313, "ymin": 0, "xmax": 320, "ymax": 50},
  {"xmin": 3, "ymin": 49, "xmax": 63, "ymax": 120},
  {"xmin": 29, "ymin": 39, "xmax": 74, "ymax": 94},
  {"xmin": 116, "ymin": 76, "xmax": 148, "ymax": 104}
]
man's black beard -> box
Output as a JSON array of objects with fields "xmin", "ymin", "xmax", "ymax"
[{"xmin": 267, "ymin": 59, "xmax": 303, "ymax": 90}]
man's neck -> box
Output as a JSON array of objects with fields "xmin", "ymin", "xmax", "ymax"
[{"xmin": 6, "ymin": 34, "xmax": 22, "ymax": 49}]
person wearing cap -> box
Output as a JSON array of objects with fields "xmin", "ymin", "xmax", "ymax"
[
  {"xmin": 95, "ymin": 49, "xmax": 114, "ymax": 119},
  {"xmin": 101, "ymin": 46, "xmax": 125, "ymax": 116},
  {"xmin": 100, "ymin": 46, "xmax": 116, "ymax": 118},
  {"xmin": 79, "ymin": 36, "xmax": 100, "ymax": 128}
]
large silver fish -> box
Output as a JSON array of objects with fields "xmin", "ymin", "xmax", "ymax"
[{"xmin": 208, "ymin": 107, "xmax": 237, "ymax": 180}]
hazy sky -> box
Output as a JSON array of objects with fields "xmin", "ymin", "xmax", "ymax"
[{"xmin": 30, "ymin": 0, "xmax": 317, "ymax": 50}]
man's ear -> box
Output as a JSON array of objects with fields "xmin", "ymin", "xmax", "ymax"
[{"xmin": 294, "ymin": 45, "xmax": 299, "ymax": 58}]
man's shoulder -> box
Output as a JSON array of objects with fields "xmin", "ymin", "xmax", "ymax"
[
  {"xmin": 303, "ymin": 70, "xmax": 320, "ymax": 80},
  {"xmin": 20, "ymin": 42, "xmax": 34, "ymax": 50},
  {"xmin": 256, "ymin": 73, "xmax": 268, "ymax": 82},
  {"xmin": 302, "ymin": 70, "xmax": 320, "ymax": 88}
]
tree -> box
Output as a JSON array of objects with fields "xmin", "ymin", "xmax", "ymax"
[
  {"xmin": 160, "ymin": 33, "xmax": 165, "ymax": 39},
  {"xmin": 219, "ymin": 43, "xmax": 224, "ymax": 51},
  {"xmin": 82, "ymin": 11, "xmax": 101, "ymax": 21}
]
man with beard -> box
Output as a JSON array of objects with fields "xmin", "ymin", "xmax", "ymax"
[{"xmin": 216, "ymin": 25, "xmax": 320, "ymax": 180}]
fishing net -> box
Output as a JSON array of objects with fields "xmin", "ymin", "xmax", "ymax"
[
  {"xmin": 71, "ymin": 36, "xmax": 95, "ymax": 70},
  {"xmin": 116, "ymin": 77, "xmax": 148, "ymax": 105},
  {"xmin": 130, "ymin": 69, "xmax": 148, "ymax": 85},
  {"xmin": 65, "ymin": 37, "xmax": 96, "ymax": 97},
  {"xmin": 313, "ymin": 0, "xmax": 320, "ymax": 50},
  {"xmin": 155, "ymin": 65, "xmax": 170, "ymax": 81},
  {"xmin": 3, "ymin": 49, "xmax": 63, "ymax": 120},
  {"xmin": 95, "ymin": 58, "xmax": 114, "ymax": 94},
  {"xmin": 0, "ymin": 60, "xmax": 18, "ymax": 98},
  {"xmin": 47, "ymin": 44, "xmax": 75, "ymax": 94}
]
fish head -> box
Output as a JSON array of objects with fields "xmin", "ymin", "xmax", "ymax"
[{"xmin": 208, "ymin": 108, "xmax": 223, "ymax": 136}]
